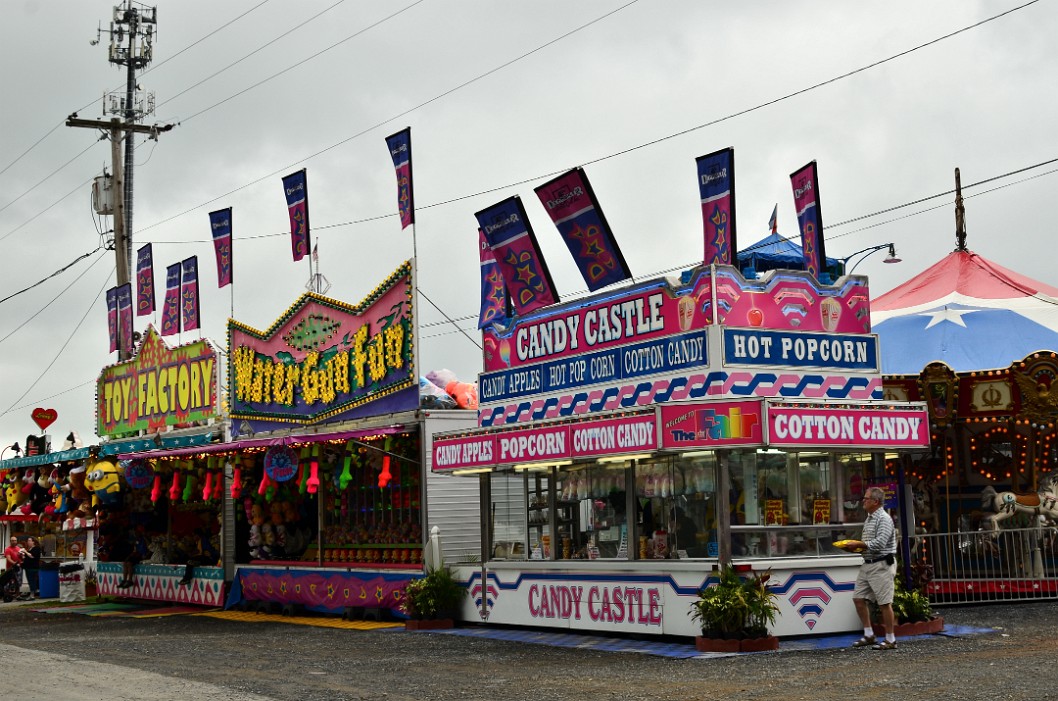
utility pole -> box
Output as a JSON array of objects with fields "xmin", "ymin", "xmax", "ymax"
[{"xmin": 67, "ymin": 1, "xmax": 174, "ymax": 359}]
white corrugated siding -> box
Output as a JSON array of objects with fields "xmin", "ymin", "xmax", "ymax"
[{"xmin": 422, "ymin": 411, "xmax": 483, "ymax": 565}]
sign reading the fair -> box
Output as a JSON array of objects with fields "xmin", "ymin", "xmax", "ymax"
[
  {"xmin": 228, "ymin": 262, "xmax": 415, "ymax": 429},
  {"xmin": 766, "ymin": 401, "xmax": 930, "ymax": 449},
  {"xmin": 659, "ymin": 400, "xmax": 764, "ymax": 449},
  {"xmin": 96, "ymin": 325, "xmax": 218, "ymax": 438},
  {"xmin": 482, "ymin": 268, "xmax": 712, "ymax": 373},
  {"xmin": 722, "ymin": 328, "xmax": 880, "ymax": 372},
  {"xmin": 432, "ymin": 411, "xmax": 657, "ymax": 472}
]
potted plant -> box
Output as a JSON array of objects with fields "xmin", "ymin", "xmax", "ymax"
[
  {"xmin": 399, "ymin": 566, "xmax": 467, "ymax": 630},
  {"xmin": 690, "ymin": 565, "xmax": 779, "ymax": 652},
  {"xmin": 83, "ymin": 570, "xmax": 98, "ymax": 599},
  {"xmin": 871, "ymin": 573, "xmax": 944, "ymax": 637}
]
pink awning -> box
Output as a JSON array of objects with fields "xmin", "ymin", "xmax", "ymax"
[{"xmin": 117, "ymin": 424, "xmax": 408, "ymax": 460}]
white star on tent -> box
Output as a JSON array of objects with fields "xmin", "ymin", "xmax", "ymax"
[{"xmin": 919, "ymin": 306, "xmax": 980, "ymax": 330}]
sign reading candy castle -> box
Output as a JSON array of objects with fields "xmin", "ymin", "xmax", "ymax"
[
  {"xmin": 97, "ymin": 325, "xmax": 218, "ymax": 438},
  {"xmin": 478, "ymin": 264, "xmax": 879, "ymax": 427},
  {"xmin": 228, "ymin": 261, "xmax": 416, "ymax": 431}
]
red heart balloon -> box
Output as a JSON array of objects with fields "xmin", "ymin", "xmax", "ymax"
[{"xmin": 31, "ymin": 407, "xmax": 57, "ymax": 431}]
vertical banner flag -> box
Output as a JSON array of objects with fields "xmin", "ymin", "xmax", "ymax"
[
  {"xmin": 181, "ymin": 256, "xmax": 201, "ymax": 332},
  {"xmin": 385, "ymin": 128, "xmax": 414, "ymax": 229},
  {"xmin": 696, "ymin": 147, "xmax": 737, "ymax": 266},
  {"xmin": 209, "ymin": 207, "xmax": 233, "ymax": 288},
  {"xmin": 135, "ymin": 243, "xmax": 155, "ymax": 316},
  {"xmin": 106, "ymin": 286, "xmax": 119, "ymax": 352},
  {"xmin": 477, "ymin": 229, "xmax": 509, "ymax": 329},
  {"xmin": 475, "ymin": 196, "xmax": 558, "ymax": 316},
  {"xmin": 768, "ymin": 204, "xmax": 778, "ymax": 234},
  {"xmin": 160, "ymin": 263, "xmax": 181, "ymax": 336},
  {"xmin": 281, "ymin": 169, "xmax": 310, "ymax": 261},
  {"xmin": 791, "ymin": 161, "xmax": 827, "ymax": 279},
  {"xmin": 533, "ymin": 167, "xmax": 631, "ymax": 291},
  {"xmin": 116, "ymin": 283, "xmax": 133, "ymax": 354}
]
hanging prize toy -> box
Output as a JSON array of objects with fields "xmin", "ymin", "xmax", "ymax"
[
  {"xmin": 150, "ymin": 474, "xmax": 163, "ymax": 503},
  {"xmin": 306, "ymin": 446, "xmax": 320, "ymax": 494},
  {"xmin": 230, "ymin": 462, "xmax": 243, "ymax": 500},
  {"xmin": 169, "ymin": 471, "xmax": 182, "ymax": 501},
  {"xmin": 202, "ymin": 471, "xmax": 213, "ymax": 501},
  {"xmin": 378, "ymin": 455, "xmax": 392, "ymax": 488}
]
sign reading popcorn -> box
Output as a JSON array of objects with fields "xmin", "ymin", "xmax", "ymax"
[{"xmin": 227, "ymin": 262, "xmax": 415, "ymax": 428}]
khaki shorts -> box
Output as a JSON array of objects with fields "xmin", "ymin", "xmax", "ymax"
[{"xmin": 853, "ymin": 560, "xmax": 896, "ymax": 605}]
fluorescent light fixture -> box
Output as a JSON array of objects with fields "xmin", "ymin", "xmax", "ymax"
[
  {"xmin": 513, "ymin": 459, "xmax": 573, "ymax": 471},
  {"xmin": 451, "ymin": 467, "xmax": 493, "ymax": 476},
  {"xmin": 596, "ymin": 453, "xmax": 654, "ymax": 464},
  {"xmin": 679, "ymin": 450, "xmax": 714, "ymax": 458}
]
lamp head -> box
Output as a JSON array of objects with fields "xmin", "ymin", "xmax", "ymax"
[{"xmin": 883, "ymin": 244, "xmax": 902, "ymax": 264}]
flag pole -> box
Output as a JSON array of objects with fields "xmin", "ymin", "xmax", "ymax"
[{"xmin": 411, "ymin": 222, "xmax": 421, "ymax": 386}]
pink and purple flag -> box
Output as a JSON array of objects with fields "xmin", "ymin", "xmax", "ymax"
[
  {"xmin": 209, "ymin": 208, "xmax": 233, "ymax": 288},
  {"xmin": 477, "ymin": 229, "xmax": 509, "ymax": 329},
  {"xmin": 476, "ymin": 196, "xmax": 558, "ymax": 316},
  {"xmin": 696, "ymin": 148, "xmax": 737, "ymax": 266},
  {"xmin": 106, "ymin": 287, "xmax": 119, "ymax": 352},
  {"xmin": 181, "ymin": 256, "xmax": 200, "ymax": 332},
  {"xmin": 135, "ymin": 243, "xmax": 155, "ymax": 316},
  {"xmin": 790, "ymin": 161, "xmax": 827, "ymax": 279},
  {"xmin": 116, "ymin": 283, "xmax": 133, "ymax": 354},
  {"xmin": 385, "ymin": 128, "xmax": 414, "ymax": 230},
  {"xmin": 534, "ymin": 168, "xmax": 630, "ymax": 291},
  {"xmin": 281, "ymin": 169, "xmax": 310, "ymax": 262},
  {"xmin": 160, "ymin": 263, "xmax": 181, "ymax": 337}
]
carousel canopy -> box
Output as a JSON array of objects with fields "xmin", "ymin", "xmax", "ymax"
[{"xmin": 871, "ymin": 250, "xmax": 1058, "ymax": 374}]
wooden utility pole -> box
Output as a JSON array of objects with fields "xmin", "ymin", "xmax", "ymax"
[{"xmin": 66, "ymin": 2, "xmax": 173, "ymax": 360}]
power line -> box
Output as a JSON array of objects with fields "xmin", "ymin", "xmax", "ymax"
[
  {"xmin": 0, "ymin": 1, "xmax": 274, "ymax": 190},
  {"xmin": 0, "ymin": 246, "xmax": 105, "ymax": 308},
  {"xmin": 0, "ymin": 176, "xmax": 97, "ymax": 243},
  {"xmin": 168, "ymin": 0, "xmax": 427, "ymax": 122},
  {"xmin": 2, "ymin": 264, "xmax": 115, "ymax": 416},
  {"xmin": 134, "ymin": 0, "xmax": 1030, "ymax": 239}
]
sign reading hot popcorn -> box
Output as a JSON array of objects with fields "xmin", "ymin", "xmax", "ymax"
[{"xmin": 228, "ymin": 261, "xmax": 416, "ymax": 430}]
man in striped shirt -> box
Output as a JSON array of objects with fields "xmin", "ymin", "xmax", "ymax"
[{"xmin": 841, "ymin": 486, "xmax": 898, "ymax": 650}]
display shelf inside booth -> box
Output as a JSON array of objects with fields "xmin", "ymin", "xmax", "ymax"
[{"xmin": 729, "ymin": 523, "xmax": 865, "ymax": 559}]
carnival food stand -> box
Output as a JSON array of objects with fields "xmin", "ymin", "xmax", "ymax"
[{"xmin": 434, "ymin": 262, "xmax": 930, "ymax": 638}]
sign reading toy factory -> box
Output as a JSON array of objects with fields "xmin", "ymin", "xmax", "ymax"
[
  {"xmin": 97, "ymin": 326, "xmax": 218, "ymax": 438},
  {"xmin": 228, "ymin": 262, "xmax": 415, "ymax": 428}
]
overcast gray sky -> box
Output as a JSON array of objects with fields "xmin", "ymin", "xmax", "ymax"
[{"xmin": 0, "ymin": 0, "xmax": 1054, "ymax": 451}]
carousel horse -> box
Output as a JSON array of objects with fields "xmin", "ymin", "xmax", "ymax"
[{"xmin": 980, "ymin": 473, "xmax": 1058, "ymax": 534}]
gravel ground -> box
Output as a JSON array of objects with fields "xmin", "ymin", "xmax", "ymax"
[{"xmin": 0, "ymin": 599, "xmax": 1053, "ymax": 701}]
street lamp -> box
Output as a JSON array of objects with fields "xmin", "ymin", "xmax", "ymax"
[
  {"xmin": 1, "ymin": 442, "xmax": 22, "ymax": 461},
  {"xmin": 838, "ymin": 243, "xmax": 901, "ymax": 276}
]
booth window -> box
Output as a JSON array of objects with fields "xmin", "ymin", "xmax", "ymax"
[
  {"xmin": 634, "ymin": 454, "xmax": 718, "ymax": 559},
  {"xmin": 489, "ymin": 470, "xmax": 527, "ymax": 560}
]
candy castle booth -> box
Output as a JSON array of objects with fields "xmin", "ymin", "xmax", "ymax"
[{"xmin": 434, "ymin": 262, "xmax": 929, "ymax": 638}]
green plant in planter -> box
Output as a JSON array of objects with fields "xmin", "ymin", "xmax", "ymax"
[
  {"xmin": 869, "ymin": 572, "xmax": 933, "ymax": 624},
  {"xmin": 690, "ymin": 566, "xmax": 779, "ymax": 639},
  {"xmin": 398, "ymin": 566, "xmax": 467, "ymax": 620}
]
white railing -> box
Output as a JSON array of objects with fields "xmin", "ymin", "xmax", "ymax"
[{"xmin": 911, "ymin": 526, "xmax": 1058, "ymax": 605}]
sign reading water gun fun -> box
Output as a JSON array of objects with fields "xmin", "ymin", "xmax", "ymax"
[{"xmin": 227, "ymin": 261, "xmax": 416, "ymax": 429}]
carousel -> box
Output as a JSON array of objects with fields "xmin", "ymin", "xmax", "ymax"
[{"xmin": 871, "ymin": 173, "xmax": 1058, "ymax": 602}]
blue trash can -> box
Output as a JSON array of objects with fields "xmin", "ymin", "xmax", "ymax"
[{"xmin": 38, "ymin": 562, "xmax": 59, "ymax": 599}]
